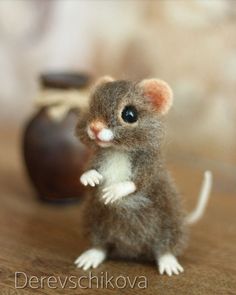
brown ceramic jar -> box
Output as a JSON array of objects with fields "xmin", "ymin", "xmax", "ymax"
[{"xmin": 22, "ymin": 73, "xmax": 91, "ymax": 203}]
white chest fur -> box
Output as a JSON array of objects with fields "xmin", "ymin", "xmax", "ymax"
[{"xmin": 99, "ymin": 151, "xmax": 132, "ymax": 186}]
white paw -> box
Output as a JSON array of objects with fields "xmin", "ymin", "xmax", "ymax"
[
  {"xmin": 158, "ymin": 253, "xmax": 184, "ymax": 276},
  {"xmin": 74, "ymin": 248, "xmax": 106, "ymax": 271},
  {"xmin": 102, "ymin": 181, "xmax": 136, "ymax": 205},
  {"xmin": 80, "ymin": 170, "xmax": 103, "ymax": 187}
]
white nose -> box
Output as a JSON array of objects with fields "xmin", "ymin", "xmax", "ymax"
[
  {"xmin": 97, "ymin": 128, "xmax": 114, "ymax": 142},
  {"xmin": 87, "ymin": 126, "xmax": 114, "ymax": 142}
]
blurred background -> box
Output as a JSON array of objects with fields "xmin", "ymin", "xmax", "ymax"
[
  {"xmin": 0, "ymin": 0, "xmax": 236, "ymax": 158},
  {"xmin": 0, "ymin": 3, "xmax": 235, "ymax": 291}
]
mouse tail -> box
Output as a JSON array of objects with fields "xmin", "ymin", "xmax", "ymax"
[{"xmin": 186, "ymin": 170, "xmax": 213, "ymax": 225}]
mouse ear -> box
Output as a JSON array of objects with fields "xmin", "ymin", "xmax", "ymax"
[
  {"xmin": 94, "ymin": 76, "xmax": 114, "ymax": 88},
  {"xmin": 138, "ymin": 79, "xmax": 173, "ymax": 115}
]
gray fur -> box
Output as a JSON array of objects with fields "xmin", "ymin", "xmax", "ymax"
[{"xmin": 76, "ymin": 80, "xmax": 188, "ymax": 262}]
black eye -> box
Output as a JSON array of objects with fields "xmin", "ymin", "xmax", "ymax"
[{"xmin": 121, "ymin": 105, "xmax": 138, "ymax": 123}]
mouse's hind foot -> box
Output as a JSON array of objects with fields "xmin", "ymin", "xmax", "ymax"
[
  {"xmin": 157, "ymin": 253, "xmax": 184, "ymax": 276},
  {"xmin": 74, "ymin": 248, "xmax": 107, "ymax": 270}
]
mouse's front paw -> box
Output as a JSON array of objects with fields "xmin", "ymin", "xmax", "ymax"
[
  {"xmin": 102, "ymin": 181, "xmax": 136, "ymax": 205},
  {"xmin": 80, "ymin": 170, "xmax": 103, "ymax": 187}
]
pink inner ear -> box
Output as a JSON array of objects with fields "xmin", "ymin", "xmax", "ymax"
[{"xmin": 142, "ymin": 79, "xmax": 173, "ymax": 115}]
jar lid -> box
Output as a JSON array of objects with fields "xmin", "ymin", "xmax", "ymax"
[{"xmin": 40, "ymin": 72, "xmax": 91, "ymax": 89}]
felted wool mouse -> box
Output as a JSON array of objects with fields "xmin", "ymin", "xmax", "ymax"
[{"xmin": 74, "ymin": 76, "xmax": 212, "ymax": 276}]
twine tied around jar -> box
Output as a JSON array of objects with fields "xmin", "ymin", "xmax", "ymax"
[{"xmin": 35, "ymin": 88, "xmax": 90, "ymax": 121}]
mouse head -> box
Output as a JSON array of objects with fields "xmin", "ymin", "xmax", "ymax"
[{"xmin": 76, "ymin": 76, "xmax": 173, "ymax": 151}]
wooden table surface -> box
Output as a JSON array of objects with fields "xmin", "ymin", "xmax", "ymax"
[{"xmin": 0, "ymin": 128, "xmax": 235, "ymax": 294}]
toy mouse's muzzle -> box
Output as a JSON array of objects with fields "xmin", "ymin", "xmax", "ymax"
[{"xmin": 87, "ymin": 120, "xmax": 114, "ymax": 147}]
